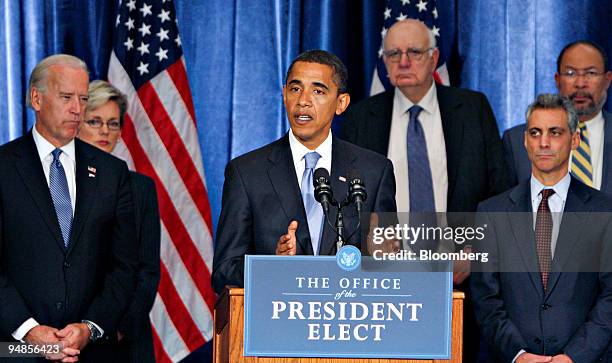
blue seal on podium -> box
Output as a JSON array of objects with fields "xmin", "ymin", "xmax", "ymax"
[{"xmin": 336, "ymin": 245, "xmax": 361, "ymax": 271}]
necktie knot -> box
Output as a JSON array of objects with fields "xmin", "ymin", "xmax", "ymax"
[
  {"xmin": 540, "ymin": 188, "xmax": 555, "ymax": 201},
  {"xmin": 408, "ymin": 105, "xmax": 423, "ymax": 121},
  {"xmin": 51, "ymin": 148, "xmax": 62, "ymax": 163},
  {"xmin": 578, "ymin": 122, "xmax": 586, "ymax": 130},
  {"xmin": 304, "ymin": 152, "xmax": 321, "ymax": 170}
]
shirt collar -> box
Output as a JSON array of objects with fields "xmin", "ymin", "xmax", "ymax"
[
  {"xmin": 288, "ymin": 129, "xmax": 332, "ymax": 166},
  {"xmin": 394, "ymin": 81, "xmax": 438, "ymax": 116},
  {"xmin": 582, "ymin": 111, "xmax": 604, "ymax": 127},
  {"xmin": 32, "ymin": 123, "xmax": 76, "ymax": 163},
  {"xmin": 530, "ymin": 172, "xmax": 571, "ymax": 203}
]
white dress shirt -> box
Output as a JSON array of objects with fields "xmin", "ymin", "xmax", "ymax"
[
  {"xmin": 289, "ymin": 130, "xmax": 333, "ymax": 188},
  {"xmin": 569, "ymin": 111, "xmax": 604, "ymax": 190},
  {"xmin": 387, "ymin": 82, "xmax": 448, "ymax": 213},
  {"xmin": 32, "ymin": 125, "xmax": 77, "ymax": 213}
]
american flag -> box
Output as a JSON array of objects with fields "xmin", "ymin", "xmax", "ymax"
[
  {"xmin": 108, "ymin": 0, "xmax": 214, "ymax": 362},
  {"xmin": 370, "ymin": 0, "xmax": 449, "ymax": 95}
]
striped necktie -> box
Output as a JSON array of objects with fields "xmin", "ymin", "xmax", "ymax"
[{"xmin": 571, "ymin": 122, "xmax": 593, "ymax": 187}]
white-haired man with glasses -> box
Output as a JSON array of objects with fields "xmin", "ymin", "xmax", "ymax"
[{"xmin": 341, "ymin": 18, "xmax": 510, "ymax": 363}]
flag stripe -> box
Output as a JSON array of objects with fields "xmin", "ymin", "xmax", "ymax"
[
  {"xmin": 137, "ymin": 82, "xmax": 213, "ymax": 232},
  {"xmin": 158, "ymin": 263, "xmax": 205, "ymax": 351},
  {"xmin": 150, "ymin": 294, "xmax": 190, "ymax": 362},
  {"xmin": 121, "ymin": 115, "xmax": 216, "ymax": 313},
  {"xmin": 166, "ymin": 59, "xmax": 197, "ymax": 124},
  {"xmin": 160, "ymin": 224, "xmax": 214, "ymax": 340},
  {"xmin": 150, "ymin": 67, "xmax": 207, "ymax": 180},
  {"xmin": 109, "ymin": 54, "xmax": 214, "ymax": 273},
  {"xmin": 151, "ymin": 325, "xmax": 173, "ymax": 363}
]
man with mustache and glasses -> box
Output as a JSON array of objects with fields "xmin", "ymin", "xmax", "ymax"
[{"xmin": 504, "ymin": 41, "xmax": 612, "ymax": 192}]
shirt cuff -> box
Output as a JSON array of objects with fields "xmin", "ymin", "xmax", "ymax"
[
  {"xmin": 513, "ymin": 349, "xmax": 527, "ymax": 363},
  {"xmin": 12, "ymin": 318, "xmax": 39, "ymax": 342},
  {"xmin": 82, "ymin": 320, "xmax": 104, "ymax": 336}
]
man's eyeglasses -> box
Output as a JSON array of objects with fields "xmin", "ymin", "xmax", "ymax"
[
  {"xmin": 85, "ymin": 119, "xmax": 121, "ymax": 131},
  {"xmin": 559, "ymin": 69, "xmax": 606, "ymax": 80},
  {"xmin": 383, "ymin": 48, "xmax": 434, "ymax": 63}
]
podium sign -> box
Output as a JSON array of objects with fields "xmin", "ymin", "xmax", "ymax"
[{"xmin": 243, "ymin": 247, "xmax": 453, "ymax": 359}]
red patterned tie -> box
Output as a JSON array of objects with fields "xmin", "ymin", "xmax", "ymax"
[{"xmin": 535, "ymin": 189, "xmax": 555, "ymax": 291}]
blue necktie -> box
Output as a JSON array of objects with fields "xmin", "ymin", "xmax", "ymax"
[
  {"xmin": 301, "ymin": 152, "xmax": 323, "ymax": 255},
  {"xmin": 407, "ymin": 105, "xmax": 437, "ymax": 251},
  {"xmin": 49, "ymin": 149, "xmax": 73, "ymax": 247},
  {"xmin": 407, "ymin": 105, "xmax": 435, "ymax": 212}
]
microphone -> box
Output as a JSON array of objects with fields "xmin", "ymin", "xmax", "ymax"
[
  {"xmin": 313, "ymin": 168, "xmax": 333, "ymax": 215},
  {"xmin": 347, "ymin": 169, "xmax": 367, "ymax": 214}
]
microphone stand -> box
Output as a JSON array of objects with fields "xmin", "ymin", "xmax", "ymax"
[
  {"xmin": 335, "ymin": 203, "xmax": 345, "ymax": 253},
  {"xmin": 333, "ymin": 199, "xmax": 352, "ymax": 253}
]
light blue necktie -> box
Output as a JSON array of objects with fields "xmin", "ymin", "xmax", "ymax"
[
  {"xmin": 301, "ymin": 152, "xmax": 323, "ymax": 255},
  {"xmin": 49, "ymin": 149, "xmax": 73, "ymax": 247}
]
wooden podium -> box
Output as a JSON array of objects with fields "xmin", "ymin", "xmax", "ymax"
[{"xmin": 213, "ymin": 287, "xmax": 464, "ymax": 363}]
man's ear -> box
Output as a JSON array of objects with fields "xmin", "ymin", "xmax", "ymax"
[
  {"xmin": 30, "ymin": 88, "xmax": 43, "ymax": 112},
  {"xmin": 554, "ymin": 72, "xmax": 561, "ymax": 90},
  {"xmin": 335, "ymin": 93, "xmax": 350, "ymax": 115}
]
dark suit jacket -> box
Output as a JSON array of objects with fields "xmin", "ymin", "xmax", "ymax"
[
  {"xmin": 341, "ymin": 85, "xmax": 510, "ymax": 213},
  {"xmin": 503, "ymin": 111, "xmax": 612, "ymax": 191},
  {"xmin": 212, "ymin": 134, "xmax": 397, "ymax": 293},
  {"xmin": 116, "ymin": 172, "xmax": 160, "ymax": 363},
  {"xmin": 0, "ymin": 133, "xmax": 138, "ymax": 360},
  {"xmin": 471, "ymin": 178, "xmax": 612, "ymax": 362}
]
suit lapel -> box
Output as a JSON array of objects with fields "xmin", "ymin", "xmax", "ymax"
[
  {"xmin": 437, "ymin": 86, "xmax": 464, "ymax": 201},
  {"xmin": 507, "ymin": 183, "xmax": 544, "ymax": 298},
  {"xmin": 546, "ymin": 179, "xmax": 589, "ymax": 295},
  {"xmin": 14, "ymin": 133, "xmax": 66, "ymax": 251},
  {"xmin": 266, "ymin": 136, "xmax": 313, "ymax": 255},
  {"xmin": 319, "ymin": 137, "xmax": 357, "ymax": 256},
  {"xmin": 366, "ymin": 91, "xmax": 393, "ymax": 155},
  {"xmin": 600, "ymin": 111, "xmax": 612, "ymax": 193},
  {"xmin": 66, "ymin": 140, "xmax": 98, "ymax": 255}
]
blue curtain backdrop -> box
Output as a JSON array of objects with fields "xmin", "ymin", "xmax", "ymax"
[
  {"xmin": 0, "ymin": 0, "xmax": 611, "ymax": 361},
  {"xmin": 2, "ymin": 0, "xmax": 611, "ymax": 231}
]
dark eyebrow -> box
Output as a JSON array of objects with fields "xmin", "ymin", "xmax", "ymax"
[
  {"xmin": 287, "ymin": 79, "xmax": 303, "ymax": 86},
  {"xmin": 312, "ymin": 82, "xmax": 329, "ymax": 91}
]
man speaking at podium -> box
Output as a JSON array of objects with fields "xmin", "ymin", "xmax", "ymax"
[{"xmin": 212, "ymin": 50, "xmax": 397, "ymax": 294}]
